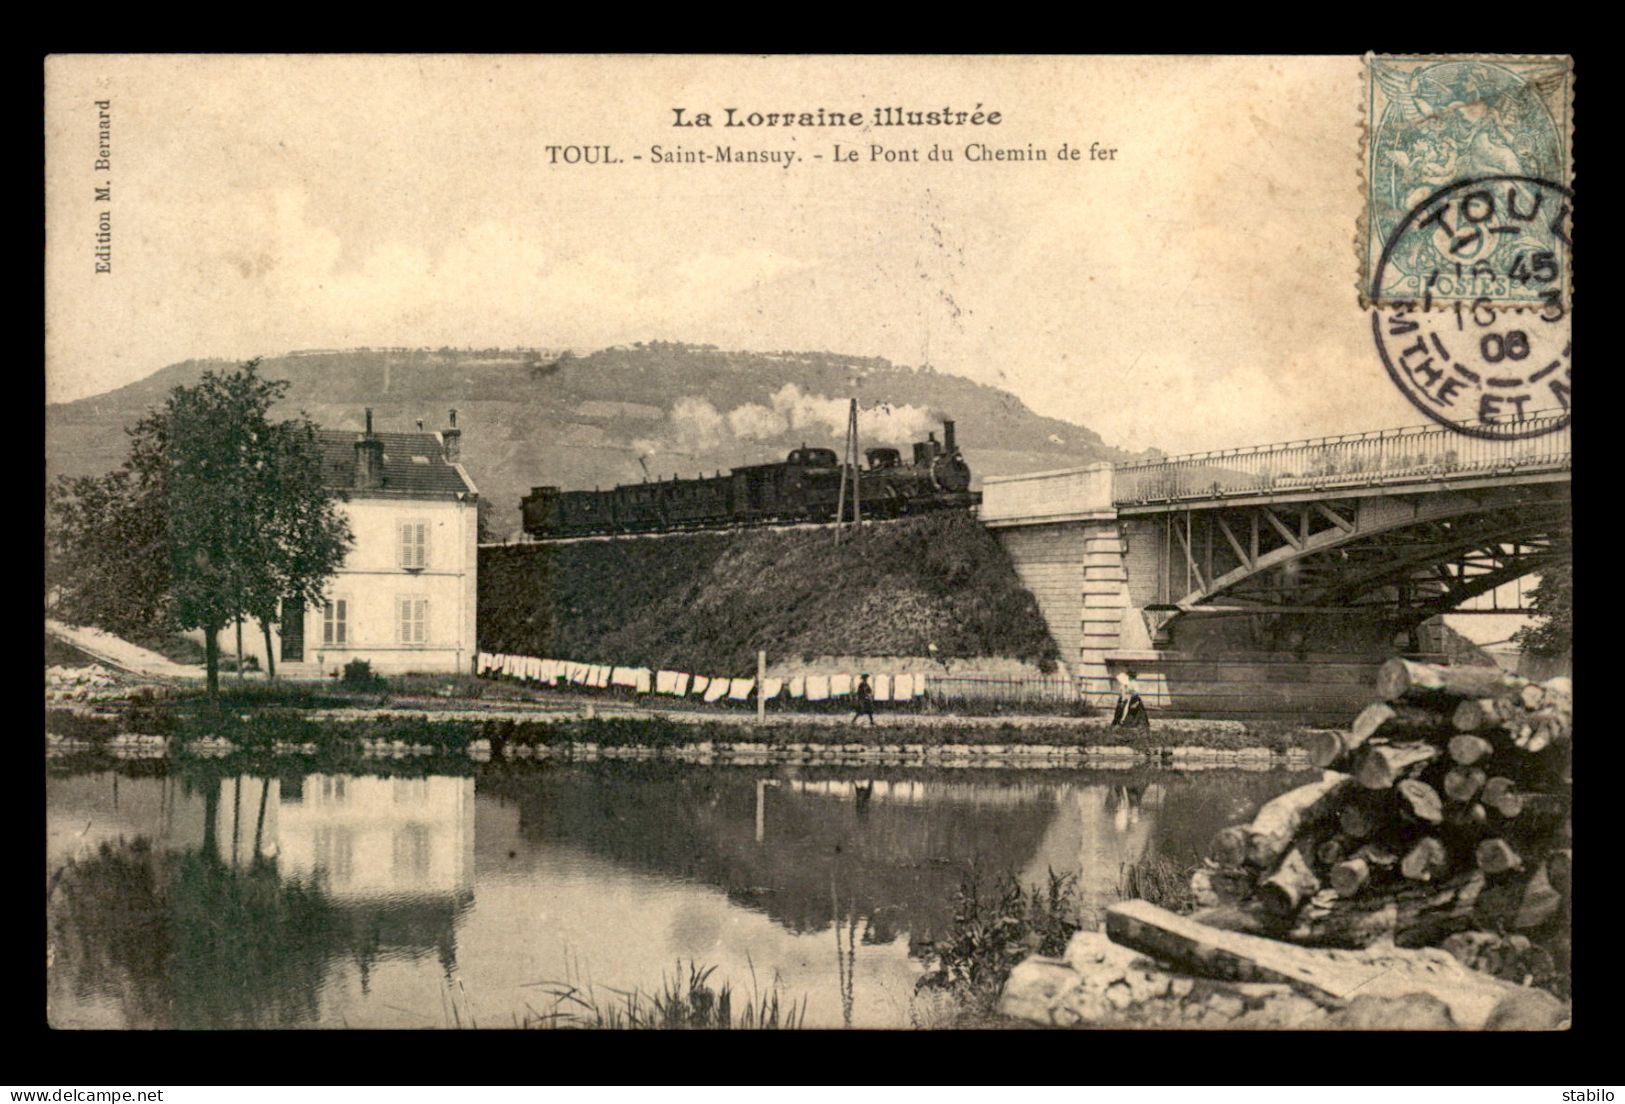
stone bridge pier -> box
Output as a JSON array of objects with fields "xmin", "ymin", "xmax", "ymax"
[{"xmin": 981, "ymin": 417, "xmax": 1570, "ymax": 722}]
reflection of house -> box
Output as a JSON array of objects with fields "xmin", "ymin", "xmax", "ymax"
[
  {"xmin": 48, "ymin": 769, "xmax": 480, "ymax": 1024},
  {"xmin": 209, "ymin": 409, "xmax": 480, "ymax": 675},
  {"xmin": 276, "ymin": 774, "xmax": 476, "ymax": 899},
  {"xmin": 164, "ymin": 770, "xmax": 477, "ymax": 977},
  {"xmin": 160, "ymin": 773, "xmax": 475, "ymax": 903}
]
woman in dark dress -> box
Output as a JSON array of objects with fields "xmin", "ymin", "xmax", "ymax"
[{"xmin": 1111, "ymin": 671, "xmax": 1149, "ymax": 728}]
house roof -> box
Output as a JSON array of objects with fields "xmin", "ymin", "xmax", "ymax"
[{"xmin": 316, "ymin": 429, "xmax": 477, "ymax": 499}]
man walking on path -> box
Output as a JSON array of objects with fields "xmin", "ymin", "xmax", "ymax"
[{"xmin": 851, "ymin": 673, "xmax": 877, "ymax": 726}]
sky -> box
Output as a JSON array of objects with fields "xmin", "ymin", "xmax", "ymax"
[{"xmin": 45, "ymin": 55, "xmax": 1430, "ymax": 454}]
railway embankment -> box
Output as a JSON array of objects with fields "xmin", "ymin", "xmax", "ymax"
[{"xmin": 478, "ymin": 511, "xmax": 1060, "ymax": 675}]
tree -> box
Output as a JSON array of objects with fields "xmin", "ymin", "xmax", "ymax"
[
  {"xmin": 48, "ymin": 360, "xmax": 353, "ymax": 698},
  {"xmin": 1511, "ymin": 562, "xmax": 1573, "ymax": 659},
  {"xmin": 46, "ymin": 463, "xmax": 174, "ymax": 641}
]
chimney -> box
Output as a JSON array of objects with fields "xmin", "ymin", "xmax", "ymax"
[
  {"xmin": 442, "ymin": 407, "xmax": 461, "ymax": 462},
  {"xmin": 354, "ymin": 408, "xmax": 385, "ymax": 490},
  {"xmin": 943, "ymin": 419, "xmax": 956, "ymax": 453}
]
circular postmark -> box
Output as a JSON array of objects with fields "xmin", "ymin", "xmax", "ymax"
[{"xmin": 1371, "ymin": 175, "xmax": 1571, "ymax": 439}]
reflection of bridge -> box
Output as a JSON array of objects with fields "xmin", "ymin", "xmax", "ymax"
[{"xmin": 982, "ymin": 414, "xmax": 1571, "ymax": 718}]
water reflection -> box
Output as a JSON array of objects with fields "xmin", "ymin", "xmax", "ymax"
[{"xmin": 47, "ymin": 758, "xmax": 1312, "ymax": 1029}]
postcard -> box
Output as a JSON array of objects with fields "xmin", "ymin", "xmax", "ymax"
[{"xmin": 45, "ymin": 54, "xmax": 1572, "ymax": 1032}]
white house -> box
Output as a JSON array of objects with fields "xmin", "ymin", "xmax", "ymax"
[{"xmin": 213, "ymin": 409, "xmax": 480, "ymax": 677}]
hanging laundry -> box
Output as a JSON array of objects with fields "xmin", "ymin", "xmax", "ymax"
[
  {"xmin": 873, "ymin": 674, "xmax": 892, "ymax": 701},
  {"xmin": 914, "ymin": 675, "xmax": 928, "ymax": 698},
  {"xmin": 595, "ymin": 665, "xmax": 612, "ymax": 688},
  {"xmin": 611, "ymin": 666, "xmax": 639, "ymax": 688},
  {"xmin": 830, "ymin": 673, "xmax": 852, "ymax": 697},
  {"xmin": 788, "ymin": 676, "xmax": 806, "ymax": 698},
  {"xmin": 635, "ymin": 669, "xmax": 652, "ymax": 694},
  {"xmin": 762, "ymin": 678, "xmax": 783, "ymax": 700},
  {"xmin": 729, "ymin": 678, "xmax": 755, "ymax": 701},
  {"xmin": 704, "ymin": 678, "xmax": 729, "ymax": 703},
  {"xmin": 691, "ymin": 675, "xmax": 709, "ymax": 696},
  {"xmin": 893, "ymin": 674, "xmax": 913, "ymax": 699},
  {"xmin": 675, "ymin": 673, "xmax": 691, "ymax": 696},
  {"xmin": 656, "ymin": 671, "xmax": 677, "ymax": 695},
  {"xmin": 806, "ymin": 675, "xmax": 830, "ymax": 701}
]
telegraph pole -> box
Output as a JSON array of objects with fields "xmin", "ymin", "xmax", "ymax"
[
  {"xmin": 836, "ymin": 396, "xmax": 861, "ymax": 544},
  {"xmin": 851, "ymin": 398, "xmax": 861, "ymax": 528}
]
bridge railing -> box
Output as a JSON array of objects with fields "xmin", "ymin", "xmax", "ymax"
[{"xmin": 1111, "ymin": 411, "xmax": 1570, "ymax": 505}]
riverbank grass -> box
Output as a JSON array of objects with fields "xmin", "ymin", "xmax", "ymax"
[{"xmin": 523, "ymin": 960, "xmax": 806, "ymax": 1030}]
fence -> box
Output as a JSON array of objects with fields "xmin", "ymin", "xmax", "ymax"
[
  {"xmin": 1111, "ymin": 411, "xmax": 1570, "ymax": 505},
  {"xmin": 918, "ymin": 674, "xmax": 1081, "ymax": 709}
]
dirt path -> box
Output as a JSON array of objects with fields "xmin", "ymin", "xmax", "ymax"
[{"xmin": 45, "ymin": 619, "xmax": 205, "ymax": 680}]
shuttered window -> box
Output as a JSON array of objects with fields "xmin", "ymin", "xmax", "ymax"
[
  {"xmin": 323, "ymin": 598, "xmax": 348, "ymax": 645},
  {"xmin": 399, "ymin": 520, "xmax": 429, "ymax": 569},
  {"xmin": 398, "ymin": 597, "xmax": 428, "ymax": 645}
]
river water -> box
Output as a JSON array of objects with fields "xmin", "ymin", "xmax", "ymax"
[{"xmin": 46, "ymin": 755, "xmax": 1315, "ymax": 1029}]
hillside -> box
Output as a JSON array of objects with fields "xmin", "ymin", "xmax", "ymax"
[
  {"xmin": 46, "ymin": 342, "xmax": 1141, "ymax": 538},
  {"xmin": 477, "ymin": 512, "xmax": 1060, "ymax": 673}
]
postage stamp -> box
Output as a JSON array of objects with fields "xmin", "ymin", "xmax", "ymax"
[
  {"xmin": 1361, "ymin": 55, "xmax": 1572, "ymax": 310},
  {"xmin": 1362, "ymin": 55, "xmax": 1573, "ymax": 437}
]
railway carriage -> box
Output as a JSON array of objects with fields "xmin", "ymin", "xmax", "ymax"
[{"xmin": 521, "ymin": 420, "xmax": 978, "ymax": 538}]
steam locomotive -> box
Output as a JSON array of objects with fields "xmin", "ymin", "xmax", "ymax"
[{"xmin": 521, "ymin": 419, "xmax": 978, "ymax": 538}]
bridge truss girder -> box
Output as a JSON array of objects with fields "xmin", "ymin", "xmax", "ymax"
[{"xmin": 1138, "ymin": 481, "xmax": 1570, "ymax": 632}]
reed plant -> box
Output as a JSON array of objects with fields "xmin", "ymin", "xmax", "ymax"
[
  {"xmin": 521, "ymin": 959, "xmax": 807, "ymax": 1030},
  {"xmin": 1115, "ymin": 853, "xmax": 1197, "ymax": 913},
  {"xmin": 914, "ymin": 868, "xmax": 1080, "ymax": 1023}
]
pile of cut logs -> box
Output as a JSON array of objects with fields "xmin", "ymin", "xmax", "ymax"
[{"xmin": 1193, "ymin": 658, "xmax": 1571, "ymax": 950}]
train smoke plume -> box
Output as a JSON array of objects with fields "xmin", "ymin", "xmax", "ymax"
[{"xmin": 634, "ymin": 386, "xmax": 940, "ymax": 459}]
